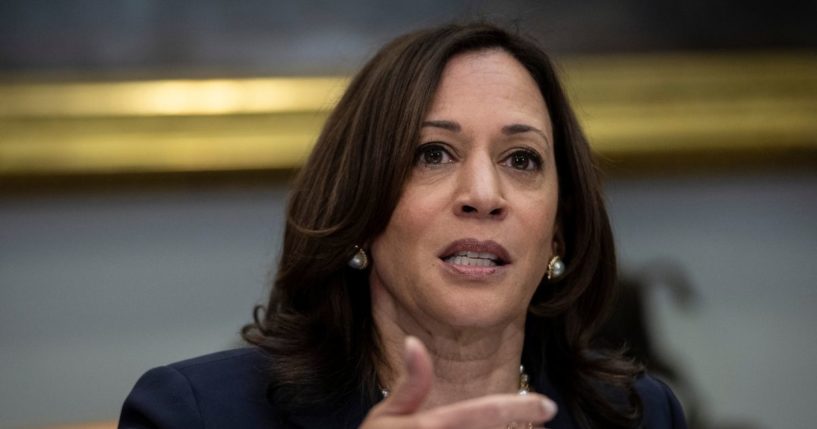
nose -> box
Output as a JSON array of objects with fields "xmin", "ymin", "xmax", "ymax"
[{"xmin": 454, "ymin": 154, "xmax": 507, "ymax": 220}]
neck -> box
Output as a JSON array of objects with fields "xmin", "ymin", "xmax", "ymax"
[{"xmin": 372, "ymin": 284, "xmax": 527, "ymax": 409}]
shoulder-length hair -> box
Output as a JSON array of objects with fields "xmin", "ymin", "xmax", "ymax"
[{"xmin": 243, "ymin": 22, "xmax": 642, "ymax": 428}]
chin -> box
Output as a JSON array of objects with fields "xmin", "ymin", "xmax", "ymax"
[{"xmin": 429, "ymin": 293, "xmax": 521, "ymax": 330}]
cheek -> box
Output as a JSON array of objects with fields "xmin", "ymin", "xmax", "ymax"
[
  {"xmin": 369, "ymin": 187, "xmax": 447, "ymax": 298},
  {"xmin": 387, "ymin": 186, "xmax": 449, "ymax": 243},
  {"xmin": 371, "ymin": 188, "xmax": 445, "ymax": 278},
  {"xmin": 517, "ymin": 196, "xmax": 558, "ymax": 264}
]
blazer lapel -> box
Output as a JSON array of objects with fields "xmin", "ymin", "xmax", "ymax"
[{"xmin": 282, "ymin": 391, "xmax": 371, "ymax": 429}]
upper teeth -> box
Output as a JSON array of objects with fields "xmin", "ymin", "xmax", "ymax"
[
  {"xmin": 444, "ymin": 251, "xmax": 501, "ymax": 267},
  {"xmin": 453, "ymin": 251, "xmax": 499, "ymax": 260}
]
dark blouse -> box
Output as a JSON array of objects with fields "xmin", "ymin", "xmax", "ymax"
[{"xmin": 119, "ymin": 348, "xmax": 687, "ymax": 429}]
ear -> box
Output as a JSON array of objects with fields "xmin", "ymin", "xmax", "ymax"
[{"xmin": 551, "ymin": 224, "xmax": 565, "ymax": 257}]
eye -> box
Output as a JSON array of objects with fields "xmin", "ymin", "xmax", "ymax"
[
  {"xmin": 416, "ymin": 143, "xmax": 454, "ymax": 166},
  {"xmin": 502, "ymin": 149, "xmax": 542, "ymax": 171}
]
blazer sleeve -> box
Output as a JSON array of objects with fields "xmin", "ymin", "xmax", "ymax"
[
  {"xmin": 119, "ymin": 366, "xmax": 204, "ymax": 429},
  {"xmin": 636, "ymin": 375, "xmax": 688, "ymax": 429}
]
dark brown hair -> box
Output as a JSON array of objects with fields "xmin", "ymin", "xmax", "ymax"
[{"xmin": 243, "ymin": 22, "xmax": 643, "ymax": 428}]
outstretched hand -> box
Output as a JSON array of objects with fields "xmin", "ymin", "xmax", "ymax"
[{"xmin": 360, "ymin": 337, "xmax": 557, "ymax": 429}]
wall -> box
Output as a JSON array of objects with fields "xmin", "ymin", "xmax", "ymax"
[{"xmin": 1, "ymin": 172, "xmax": 815, "ymax": 428}]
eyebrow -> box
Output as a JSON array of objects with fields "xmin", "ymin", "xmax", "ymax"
[
  {"xmin": 502, "ymin": 123, "xmax": 550, "ymax": 146},
  {"xmin": 421, "ymin": 120, "xmax": 461, "ymax": 132},
  {"xmin": 421, "ymin": 120, "xmax": 549, "ymax": 146}
]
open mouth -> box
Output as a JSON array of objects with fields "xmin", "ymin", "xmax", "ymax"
[
  {"xmin": 438, "ymin": 239, "xmax": 511, "ymax": 268},
  {"xmin": 442, "ymin": 251, "xmax": 506, "ymax": 267}
]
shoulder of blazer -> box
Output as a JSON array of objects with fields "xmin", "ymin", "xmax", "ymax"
[
  {"xmin": 635, "ymin": 374, "xmax": 688, "ymax": 429},
  {"xmin": 119, "ymin": 348, "xmax": 289, "ymax": 429}
]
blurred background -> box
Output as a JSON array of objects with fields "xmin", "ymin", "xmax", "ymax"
[{"xmin": 1, "ymin": 1, "xmax": 816, "ymax": 428}]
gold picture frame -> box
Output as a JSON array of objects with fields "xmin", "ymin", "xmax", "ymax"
[{"xmin": 2, "ymin": 52, "xmax": 816, "ymax": 179}]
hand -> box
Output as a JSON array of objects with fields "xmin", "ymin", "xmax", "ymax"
[{"xmin": 360, "ymin": 337, "xmax": 557, "ymax": 429}]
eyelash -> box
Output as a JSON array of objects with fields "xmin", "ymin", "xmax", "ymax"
[
  {"xmin": 415, "ymin": 143, "xmax": 454, "ymax": 167},
  {"xmin": 415, "ymin": 143, "xmax": 543, "ymax": 172},
  {"xmin": 501, "ymin": 148, "xmax": 543, "ymax": 171}
]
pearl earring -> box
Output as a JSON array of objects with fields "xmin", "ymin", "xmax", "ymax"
[
  {"xmin": 546, "ymin": 255, "xmax": 565, "ymax": 280},
  {"xmin": 347, "ymin": 246, "xmax": 369, "ymax": 270}
]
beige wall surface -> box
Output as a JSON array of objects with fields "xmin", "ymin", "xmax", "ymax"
[{"xmin": 2, "ymin": 172, "xmax": 816, "ymax": 428}]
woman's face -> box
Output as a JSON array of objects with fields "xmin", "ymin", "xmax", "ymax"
[{"xmin": 369, "ymin": 49, "xmax": 559, "ymax": 330}]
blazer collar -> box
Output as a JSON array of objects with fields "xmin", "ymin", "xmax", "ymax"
[
  {"xmin": 277, "ymin": 390, "xmax": 372, "ymax": 429},
  {"xmin": 279, "ymin": 370, "xmax": 576, "ymax": 429}
]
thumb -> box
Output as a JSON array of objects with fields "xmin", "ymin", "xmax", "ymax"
[{"xmin": 379, "ymin": 336, "xmax": 433, "ymax": 415}]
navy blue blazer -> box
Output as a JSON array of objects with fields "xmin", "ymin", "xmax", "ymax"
[{"xmin": 119, "ymin": 348, "xmax": 687, "ymax": 429}]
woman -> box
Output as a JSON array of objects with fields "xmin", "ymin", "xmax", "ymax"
[{"xmin": 120, "ymin": 22, "xmax": 686, "ymax": 429}]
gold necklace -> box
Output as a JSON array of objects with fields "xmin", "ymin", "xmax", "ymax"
[{"xmin": 380, "ymin": 365, "xmax": 533, "ymax": 429}]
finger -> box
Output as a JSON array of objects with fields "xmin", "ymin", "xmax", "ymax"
[
  {"xmin": 378, "ymin": 336, "xmax": 433, "ymax": 415},
  {"xmin": 420, "ymin": 393, "xmax": 557, "ymax": 429}
]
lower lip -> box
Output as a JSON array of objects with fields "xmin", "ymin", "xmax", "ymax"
[{"xmin": 440, "ymin": 259, "xmax": 509, "ymax": 278}]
